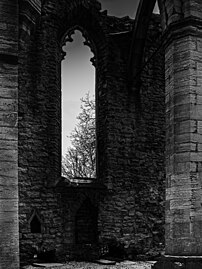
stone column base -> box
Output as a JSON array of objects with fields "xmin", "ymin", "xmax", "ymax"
[{"xmin": 152, "ymin": 255, "xmax": 202, "ymax": 269}]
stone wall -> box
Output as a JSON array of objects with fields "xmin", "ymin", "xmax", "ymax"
[
  {"xmin": 56, "ymin": 181, "xmax": 105, "ymax": 261},
  {"xmin": 0, "ymin": 1, "xmax": 19, "ymax": 268},
  {"xmin": 17, "ymin": 0, "xmax": 165, "ymax": 263},
  {"xmin": 18, "ymin": 1, "xmax": 64, "ymax": 264},
  {"xmin": 165, "ymin": 25, "xmax": 202, "ymax": 256},
  {"xmin": 2, "ymin": 0, "xmax": 202, "ymax": 267},
  {"xmin": 98, "ymin": 14, "xmax": 165, "ymax": 259}
]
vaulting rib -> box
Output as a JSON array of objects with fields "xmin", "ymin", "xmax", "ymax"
[{"xmin": 128, "ymin": 0, "xmax": 156, "ymax": 87}]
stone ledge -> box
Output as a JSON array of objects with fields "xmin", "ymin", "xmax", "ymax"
[
  {"xmin": 55, "ymin": 177, "xmax": 107, "ymax": 192},
  {"xmin": 152, "ymin": 255, "xmax": 202, "ymax": 269}
]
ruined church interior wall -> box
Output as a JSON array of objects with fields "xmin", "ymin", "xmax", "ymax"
[{"xmin": 17, "ymin": 0, "xmax": 165, "ymax": 263}]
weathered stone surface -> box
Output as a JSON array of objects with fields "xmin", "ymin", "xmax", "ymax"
[
  {"xmin": 0, "ymin": 0, "xmax": 19, "ymax": 268},
  {"xmin": 165, "ymin": 18, "xmax": 202, "ymax": 255},
  {"xmin": 152, "ymin": 256, "xmax": 202, "ymax": 269},
  {"xmin": 98, "ymin": 14, "xmax": 165, "ymax": 259},
  {"xmin": 1, "ymin": 0, "xmax": 202, "ymax": 267}
]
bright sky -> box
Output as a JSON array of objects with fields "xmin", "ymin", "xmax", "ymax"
[
  {"xmin": 62, "ymin": 0, "xmax": 159, "ymax": 156},
  {"xmin": 62, "ymin": 32, "xmax": 95, "ymax": 156}
]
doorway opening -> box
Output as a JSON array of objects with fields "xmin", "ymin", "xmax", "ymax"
[{"xmin": 75, "ymin": 198, "xmax": 98, "ymax": 244}]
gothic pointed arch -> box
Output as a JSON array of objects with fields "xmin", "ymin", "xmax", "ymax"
[
  {"xmin": 57, "ymin": 0, "xmax": 109, "ymax": 71},
  {"xmin": 28, "ymin": 209, "xmax": 43, "ymax": 234},
  {"xmin": 39, "ymin": 0, "xmax": 109, "ymax": 186},
  {"xmin": 128, "ymin": 0, "xmax": 156, "ymax": 87},
  {"xmin": 128, "ymin": 0, "xmax": 185, "ymax": 88},
  {"xmin": 42, "ymin": 0, "xmax": 109, "ymax": 69}
]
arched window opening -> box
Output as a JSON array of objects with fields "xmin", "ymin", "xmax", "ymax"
[
  {"xmin": 30, "ymin": 213, "xmax": 41, "ymax": 233},
  {"xmin": 61, "ymin": 29, "xmax": 96, "ymax": 181},
  {"xmin": 75, "ymin": 198, "xmax": 98, "ymax": 244},
  {"xmin": 153, "ymin": 1, "xmax": 160, "ymax": 14}
]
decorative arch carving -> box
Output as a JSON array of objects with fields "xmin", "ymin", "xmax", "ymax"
[
  {"xmin": 55, "ymin": 0, "xmax": 109, "ymax": 70},
  {"xmin": 60, "ymin": 26, "xmax": 97, "ymax": 66}
]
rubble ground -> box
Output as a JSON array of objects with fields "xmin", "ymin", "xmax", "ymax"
[{"xmin": 24, "ymin": 260, "xmax": 156, "ymax": 269}]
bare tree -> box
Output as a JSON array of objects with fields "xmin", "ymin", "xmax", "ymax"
[{"xmin": 62, "ymin": 92, "xmax": 96, "ymax": 179}]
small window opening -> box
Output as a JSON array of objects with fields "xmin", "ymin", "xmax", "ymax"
[
  {"xmin": 153, "ymin": 1, "xmax": 160, "ymax": 14},
  {"xmin": 30, "ymin": 214, "xmax": 41, "ymax": 233}
]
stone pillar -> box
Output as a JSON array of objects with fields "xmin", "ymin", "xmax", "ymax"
[
  {"xmin": 0, "ymin": 1, "xmax": 19, "ymax": 268},
  {"xmin": 153, "ymin": 14, "xmax": 202, "ymax": 269}
]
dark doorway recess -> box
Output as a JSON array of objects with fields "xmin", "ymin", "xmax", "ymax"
[{"xmin": 75, "ymin": 198, "xmax": 98, "ymax": 244}]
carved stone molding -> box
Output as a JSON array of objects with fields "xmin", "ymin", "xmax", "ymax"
[
  {"xmin": 60, "ymin": 26, "xmax": 96, "ymax": 66},
  {"xmin": 163, "ymin": 16, "xmax": 202, "ymax": 48}
]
